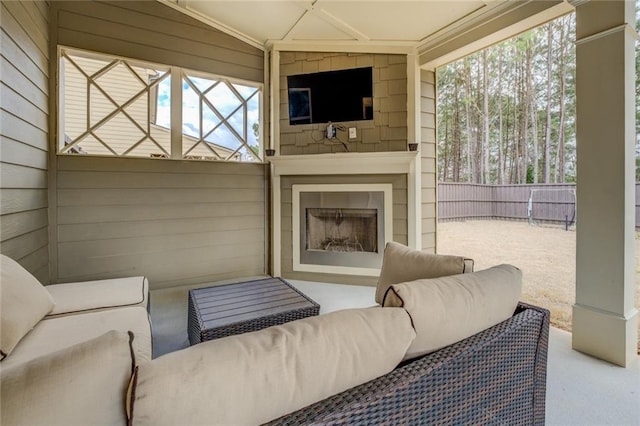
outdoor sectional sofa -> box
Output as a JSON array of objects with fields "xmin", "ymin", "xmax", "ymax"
[
  {"xmin": 270, "ymin": 302, "xmax": 549, "ymax": 425},
  {"xmin": 0, "ymin": 243, "xmax": 549, "ymax": 425}
]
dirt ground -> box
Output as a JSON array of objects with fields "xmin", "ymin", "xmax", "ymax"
[{"xmin": 437, "ymin": 220, "xmax": 640, "ymax": 350}]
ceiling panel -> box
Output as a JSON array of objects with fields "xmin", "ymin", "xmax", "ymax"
[
  {"xmin": 185, "ymin": 1, "xmax": 310, "ymax": 43},
  {"xmin": 318, "ymin": 1, "xmax": 487, "ymax": 41},
  {"xmin": 173, "ymin": 0, "xmax": 531, "ymax": 49},
  {"xmin": 286, "ymin": 10, "xmax": 357, "ymax": 41}
]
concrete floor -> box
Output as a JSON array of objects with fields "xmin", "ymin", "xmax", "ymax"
[{"xmin": 150, "ymin": 278, "xmax": 640, "ymax": 426}]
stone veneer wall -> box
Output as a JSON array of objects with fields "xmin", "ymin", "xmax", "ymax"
[{"xmin": 279, "ymin": 52, "xmax": 407, "ymax": 155}]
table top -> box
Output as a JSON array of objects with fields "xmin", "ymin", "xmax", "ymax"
[{"xmin": 189, "ymin": 277, "xmax": 319, "ymax": 330}]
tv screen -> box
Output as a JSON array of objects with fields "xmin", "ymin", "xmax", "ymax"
[{"xmin": 287, "ymin": 67, "xmax": 373, "ymax": 125}]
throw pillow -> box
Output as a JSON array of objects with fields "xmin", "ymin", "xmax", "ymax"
[
  {"xmin": 382, "ymin": 264, "xmax": 522, "ymax": 360},
  {"xmin": 1, "ymin": 330, "xmax": 136, "ymax": 425},
  {"xmin": 0, "ymin": 255, "xmax": 55, "ymax": 359},
  {"xmin": 375, "ymin": 241, "xmax": 472, "ymax": 304}
]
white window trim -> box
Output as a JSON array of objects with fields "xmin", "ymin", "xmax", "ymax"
[{"xmin": 57, "ymin": 46, "xmax": 265, "ymax": 163}]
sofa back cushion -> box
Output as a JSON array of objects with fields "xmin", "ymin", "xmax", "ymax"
[
  {"xmin": 0, "ymin": 255, "xmax": 54, "ymax": 360},
  {"xmin": 382, "ymin": 264, "xmax": 522, "ymax": 360},
  {"xmin": 1, "ymin": 330, "xmax": 136, "ymax": 425},
  {"xmin": 375, "ymin": 242, "xmax": 473, "ymax": 304},
  {"xmin": 129, "ymin": 307, "xmax": 415, "ymax": 425}
]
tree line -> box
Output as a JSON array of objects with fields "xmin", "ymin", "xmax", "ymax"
[{"xmin": 437, "ymin": 14, "xmax": 577, "ymax": 185}]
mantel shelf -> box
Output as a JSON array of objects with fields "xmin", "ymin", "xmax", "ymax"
[{"xmin": 268, "ymin": 151, "xmax": 418, "ymax": 176}]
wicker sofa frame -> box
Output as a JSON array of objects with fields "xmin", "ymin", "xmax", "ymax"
[{"xmin": 269, "ymin": 302, "xmax": 549, "ymax": 425}]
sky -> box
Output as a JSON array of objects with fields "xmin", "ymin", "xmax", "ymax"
[{"xmin": 155, "ymin": 74, "xmax": 260, "ymax": 155}]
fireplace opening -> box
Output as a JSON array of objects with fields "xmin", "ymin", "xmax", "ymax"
[
  {"xmin": 293, "ymin": 184, "xmax": 392, "ymax": 275},
  {"xmin": 306, "ymin": 208, "xmax": 378, "ymax": 253}
]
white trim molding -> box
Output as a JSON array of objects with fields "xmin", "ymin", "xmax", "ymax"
[
  {"xmin": 269, "ymin": 151, "xmax": 418, "ymax": 176},
  {"xmin": 269, "ymin": 151, "xmax": 419, "ymax": 277}
]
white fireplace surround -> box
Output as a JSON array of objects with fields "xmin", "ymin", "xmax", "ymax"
[
  {"xmin": 269, "ymin": 151, "xmax": 420, "ymax": 277},
  {"xmin": 293, "ymin": 184, "xmax": 393, "ymax": 276}
]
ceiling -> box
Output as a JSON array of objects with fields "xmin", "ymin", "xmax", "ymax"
[{"xmin": 161, "ymin": 0, "xmax": 572, "ymax": 65}]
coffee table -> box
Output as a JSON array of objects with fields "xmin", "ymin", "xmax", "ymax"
[{"xmin": 188, "ymin": 277, "xmax": 320, "ymax": 345}]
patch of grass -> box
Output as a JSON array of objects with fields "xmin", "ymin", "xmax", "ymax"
[{"xmin": 438, "ymin": 220, "xmax": 640, "ymax": 353}]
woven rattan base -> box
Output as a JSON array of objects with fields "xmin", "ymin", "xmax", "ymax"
[{"xmin": 188, "ymin": 277, "xmax": 320, "ymax": 345}]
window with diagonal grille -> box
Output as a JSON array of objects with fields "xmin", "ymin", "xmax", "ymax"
[
  {"xmin": 59, "ymin": 48, "xmax": 263, "ymax": 162},
  {"xmin": 181, "ymin": 72, "xmax": 261, "ymax": 162}
]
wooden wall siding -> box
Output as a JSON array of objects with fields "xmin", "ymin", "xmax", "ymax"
[
  {"xmin": 279, "ymin": 52, "xmax": 407, "ymax": 155},
  {"xmin": 0, "ymin": 1, "xmax": 50, "ymax": 282},
  {"xmin": 48, "ymin": 1, "xmax": 269, "ymax": 288},
  {"xmin": 637, "ymin": 184, "xmax": 640, "ymax": 229},
  {"xmin": 420, "ymin": 70, "xmax": 437, "ymax": 252},
  {"xmin": 438, "ymin": 183, "xmax": 579, "ymax": 224},
  {"xmin": 280, "ymin": 174, "xmax": 407, "ymax": 286},
  {"xmin": 55, "ymin": 156, "xmax": 267, "ymax": 288},
  {"xmin": 52, "ymin": 1, "xmax": 264, "ymax": 82}
]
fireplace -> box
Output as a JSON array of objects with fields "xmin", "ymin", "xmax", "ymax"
[
  {"xmin": 306, "ymin": 208, "xmax": 378, "ymax": 253},
  {"xmin": 293, "ymin": 184, "xmax": 393, "ymax": 276}
]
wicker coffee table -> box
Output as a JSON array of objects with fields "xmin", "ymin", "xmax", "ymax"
[{"xmin": 188, "ymin": 277, "xmax": 320, "ymax": 345}]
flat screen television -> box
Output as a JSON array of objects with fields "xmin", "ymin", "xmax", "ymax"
[{"xmin": 287, "ymin": 67, "xmax": 373, "ymax": 125}]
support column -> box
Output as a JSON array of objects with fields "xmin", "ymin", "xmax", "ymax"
[{"xmin": 573, "ymin": 0, "xmax": 638, "ymax": 367}]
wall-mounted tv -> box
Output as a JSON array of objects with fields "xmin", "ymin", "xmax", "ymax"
[{"xmin": 287, "ymin": 67, "xmax": 373, "ymax": 125}]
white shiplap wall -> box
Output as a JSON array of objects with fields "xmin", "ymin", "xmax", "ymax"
[
  {"xmin": 50, "ymin": 1, "xmax": 267, "ymax": 288},
  {"xmin": 0, "ymin": 1, "xmax": 50, "ymax": 282}
]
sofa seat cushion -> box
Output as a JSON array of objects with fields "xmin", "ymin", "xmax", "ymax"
[
  {"xmin": 2, "ymin": 306, "xmax": 151, "ymax": 369},
  {"xmin": 375, "ymin": 242, "xmax": 473, "ymax": 304},
  {"xmin": 1, "ymin": 330, "xmax": 135, "ymax": 426},
  {"xmin": 382, "ymin": 264, "xmax": 522, "ymax": 360},
  {"xmin": 0, "ymin": 255, "xmax": 55, "ymax": 360},
  {"xmin": 129, "ymin": 307, "xmax": 415, "ymax": 426},
  {"xmin": 46, "ymin": 276, "xmax": 149, "ymax": 318}
]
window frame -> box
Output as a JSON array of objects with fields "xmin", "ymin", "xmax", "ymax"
[{"xmin": 57, "ymin": 46, "xmax": 265, "ymax": 163}]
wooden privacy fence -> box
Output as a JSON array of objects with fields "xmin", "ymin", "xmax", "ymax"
[{"xmin": 438, "ymin": 183, "xmax": 640, "ymax": 227}]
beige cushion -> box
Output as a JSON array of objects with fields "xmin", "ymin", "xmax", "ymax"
[
  {"xmin": 2, "ymin": 306, "xmax": 152, "ymax": 369},
  {"xmin": 1, "ymin": 330, "xmax": 135, "ymax": 426},
  {"xmin": 0, "ymin": 255, "xmax": 55, "ymax": 360},
  {"xmin": 382, "ymin": 264, "xmax": 522, "ymax": 360},
  {"xmin": 130, "ymin": 307, "xmax": 415, "ymax": 425},
  {"xmin": 375, "ymin": 242, "xmax": 473, "ymax": 304},
  {"xmin": 46, "ymin": 276, "xmax": 149, "ymax": 317}
]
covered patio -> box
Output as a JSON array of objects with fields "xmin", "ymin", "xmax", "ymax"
[
  {"xmin": 149, "ymin": 278, "xmax": 640, "ymax": 424},
  {"xmin": 1, "ymin": 0, "xmax": 638, "ymax": 423}
]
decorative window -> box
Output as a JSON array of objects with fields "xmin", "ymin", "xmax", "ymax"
[{"xmin": 59, "ymin": 48, "xmax": 263, "ymax": 162}]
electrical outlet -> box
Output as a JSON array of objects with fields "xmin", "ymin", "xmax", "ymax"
[{"xmin": 348, "ymin": 127, "xmax": 357, "ymax": 139}]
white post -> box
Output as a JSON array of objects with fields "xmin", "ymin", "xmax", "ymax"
[
  {"xmin": 170, "ymin": 67, "xmax": 182, "ymax": 159},
  {"xmin": 573, "ymin": 0, "xmax": 638, "ymax": 367},
  {"xmin": 407, "ymin": 52, "xmax": 421, "ymax": 249}
]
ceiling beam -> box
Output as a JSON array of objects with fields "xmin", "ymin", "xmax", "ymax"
[
  {"xmin": 268, "ymin": 39, "xmax": 415, "ymax": 54},
  {"xmin": 282, "ymin": 4, "xmax": 312, "ymax": 41},
  {"xmin": 315, "ymin": 8, "xmax": 370, "ymax": 41},
  {"xmin": 419, "ymin": 0, "xmax": 573, "ymax": 69}
]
